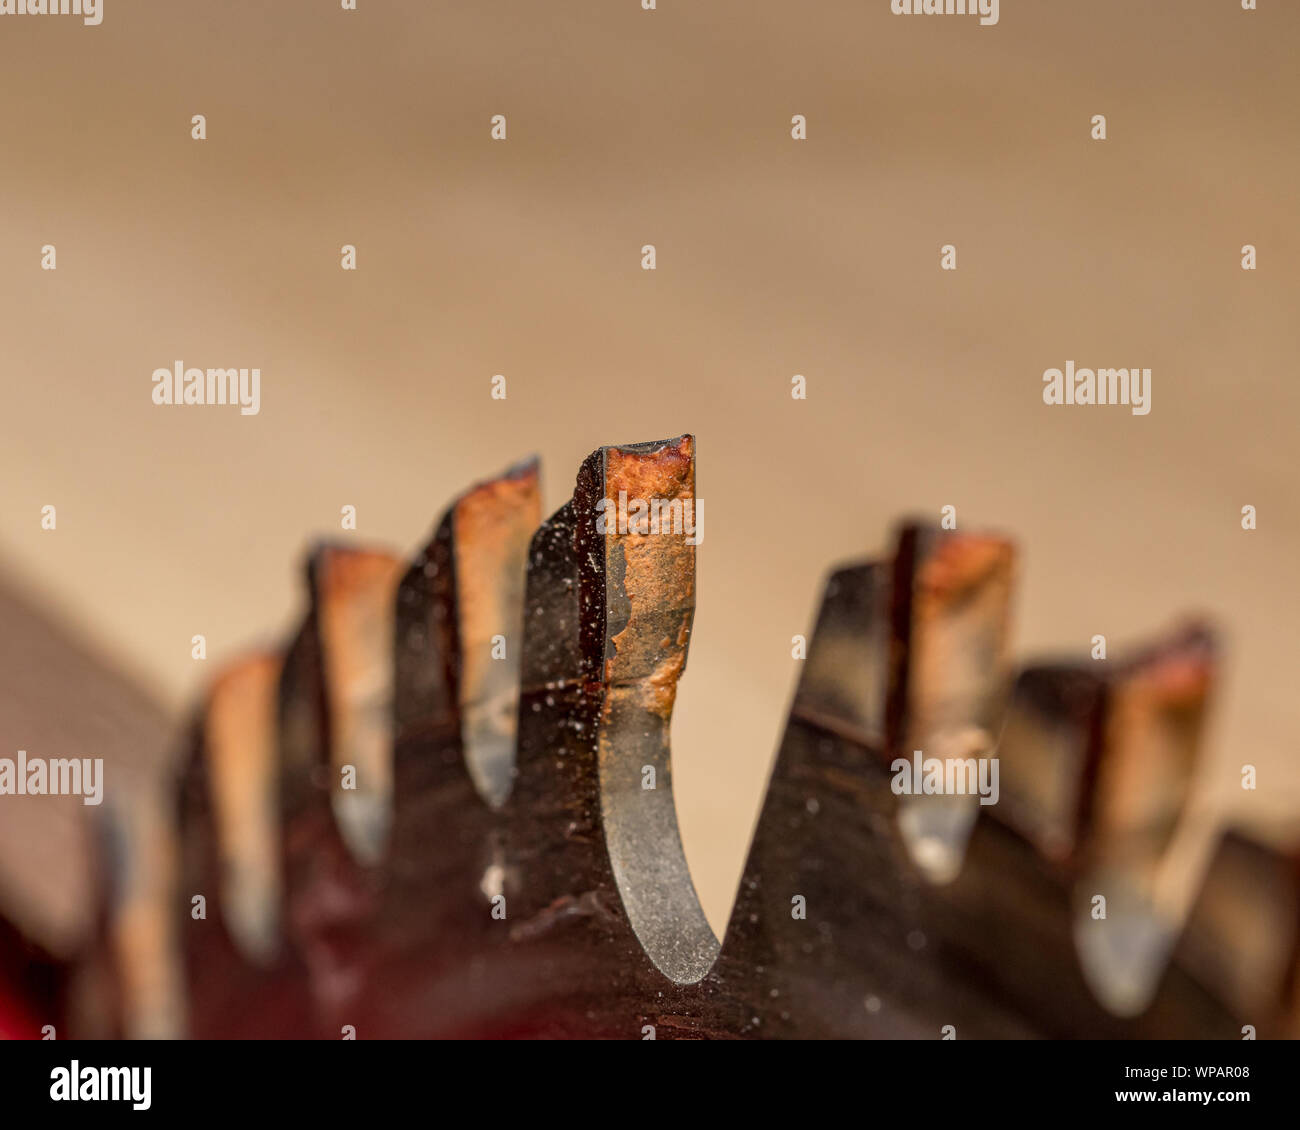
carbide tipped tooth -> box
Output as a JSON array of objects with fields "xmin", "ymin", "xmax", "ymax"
[
  {"xmin": 394, "ymin": 457, "xmax": 540, "ymax": 808},
  {"xmin": 583, "ymin": 435, "xmax": 719, "ymax": 985},
  {"xmin": 202, "ymin": 653, "xmax": 283, "ymax": 964},
  {"xmin": 1091, "ymin": 623, "xmax": 1216, "ymax": 869},
  {"xmin": 995, "ymin": 664, "xmax": 1108, "ymax": 863},
  {"xmin": 508, "ymin": 437, "xmax": 717, "ymax": 997},
  {"xmin": 1068, "ymin": 624, "xmax": 1218, "ymax": 1016},
  {"xmin": 312, "ymin": 547, "xmax": 405, "ymax": 867},
  {"xmin": 101, "ymin": 777, "xmax": 185, "ymax": 1039},
  {"xmin": 997, "ymin": 624, "xmax": 1216, "ymax": 876},
  {"xmin": 792, "ymin": 562, "xmax": 890, "ymax": 748},
  {"xmin": 452, "ymin": 459, "xmax": 541, "ymax": 807},
  {"xmin": 888, "ymin": 524, "xmax": 1016, "ymax": 883}
]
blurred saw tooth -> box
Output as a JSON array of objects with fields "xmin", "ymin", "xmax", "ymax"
[
  {"xmin": 393, "ymin": 456, "xmax": 540, "ymax": 809},
  {"xmin": 792, "ymin": 563, "xmax": 890, "ymax": 748},
  {"xmin": 992, "ymin": 664, "xmax": 1107, "ymax": 863},
  {"xmin": 997, "ymin": 623, "xmax": 1216, "ymax": 871},
  {"xmin": 67, "ymin": 435, "xmax": 1275, "ymax": 1040},
  {"xmin": 1090, "ymin": 622, "xmax": 1216, "ymax": 870},
  {"xmin": 312, "ymin": 546, "xmax": 405, "ymax": 867},
  {"xmin": 101, "ymin": 775, "xmax": 185, "ymax": 1039},
  {"xmin": 1066, "ymin": 623, "xmax": 1218, "ymax": 1017},
  {"xmin": 203, "ymin": 653, "xmax": 283, "ymax": 964},
  {"xmin": 451, "ymin": 457, "xmax": 541, "ymax": 806},
  {"xmin": 717, "ymin": 559, "xmax": 932, "ymax": 1038},
  {"xmin": 887, "ymin": 524, "xmax": 1016, "ymax": 883}
]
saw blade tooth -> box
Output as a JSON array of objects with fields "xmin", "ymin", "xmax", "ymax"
[
  {"xmin": 886, "ymin": 523, "xmax": 1017, "ymax": 884},
  {"xmin": 588, "ymin": 436, "xmax": 719, "ymax": 984},
  {"xmin": 394, "ymin": 458, "xmax": 540, "ymax": 808},
  {"xmin": 716, "ymin": 559, "xmax": 923, "ymax": 1038},
  {"xmin": 1091, "ymin": 621, "xmax": 1217, "ymax": 870},
  {"xmin": 991, "ymin": 663, "xmax": 1107, "ymax": 864},
  {"xmin": 98, "ymin": 774, "xmax": 185, "ymax": 1039},
  {"xmin": 201, "ymin": 652, "xmax": 284, "ymax": 964},
  {"xmin": 995, "ymin": 624, "xmax": 1217, "ymax": 873},
  {"xmin": 311, "ymin": 546, "xmax": 406, "ymax": 868},
  {"xmin": 1063, "ymin": 623, "xmax": 1218, "ymax": 1017},
  {"xmin": 394, "ymin": 511, "xmax": 457, "ymax": 739},
  {"xmin": 181, "ymin": 648, "xmax": 320, "ymax": 1037},
  {"xmin": 517, "ymin": 498, "xmax": 583, "ymax": 690},
  {"xmin": 715, "ymin": 550, "xmax": 1244, "ymax": 1038},
  {"xmin": 509, "ymin": 436, "xmax": 720, "ymax": 989},
  {"xmin": 791, "ymin": 562, "xmax": 891, "ymax": 749},
  {"xmin": 276, "ymin": 598, "xmax": 328, "ymax": 831},
  {"xmin": 451, "ymin": 459, "xmax": 541, "ymax": 807}
]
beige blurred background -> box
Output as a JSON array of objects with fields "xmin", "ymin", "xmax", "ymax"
[{"xmin": 0, "ymin": 0, "xmax": 1296, "ymax": 953}]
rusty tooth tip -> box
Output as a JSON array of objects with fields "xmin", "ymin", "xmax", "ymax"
[
  {"xmin": 898, "ymin": 522, "xmax": 1016, "ymax": 599},
  {"xmin": 307, "ymin": 543, "xmax": 404, "ymax": 592},
  {"xmin": 204, "ymin": 650, "xmax": 283, "ymax": 702},
  {"xmin": 1119, "ymin": 620, "xmax": 1218, "ymax": 702},
  {"xmin": 456, "ymin": 454, "xmax": 542, "ymax": 505},
  {"xmin": 602, "ymin": 435, "xmax": 695, "ymax": 499}
]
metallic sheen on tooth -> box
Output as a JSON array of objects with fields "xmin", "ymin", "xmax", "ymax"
[
  {"xmin": 313, "ymin": 547, "xmax": 405, "ymax": 867},
  {"xmin": 204, "ymin": 653, "xmax": 283, "ymax": 964}
]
